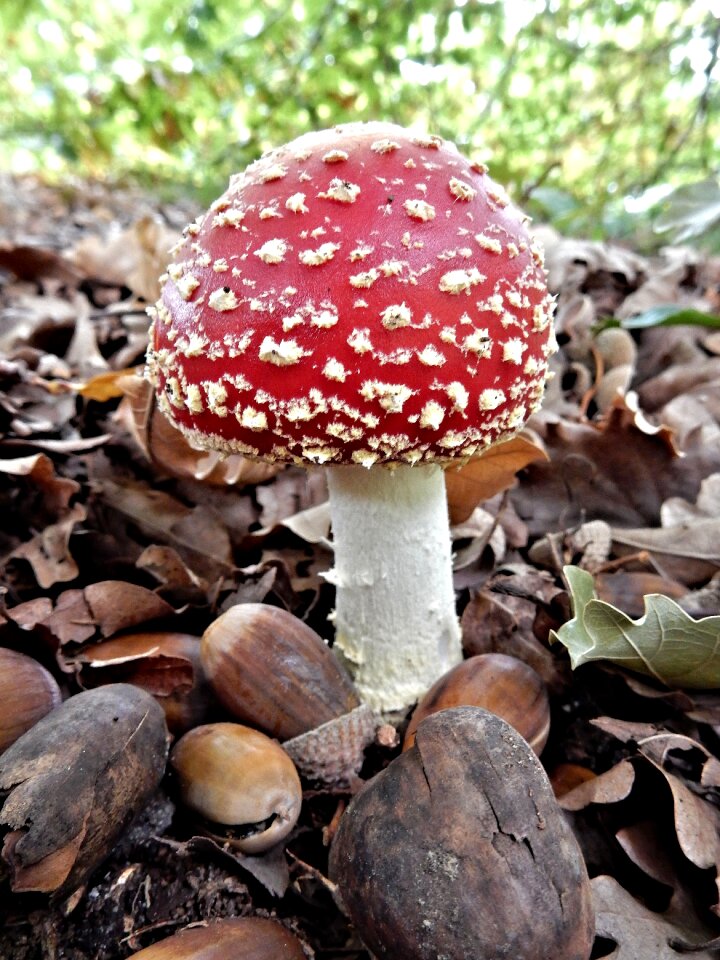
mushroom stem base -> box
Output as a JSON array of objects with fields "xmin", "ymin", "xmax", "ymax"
[{"xmin": 326, "ymin": 463, "xmax": 462, "ymax": 714}]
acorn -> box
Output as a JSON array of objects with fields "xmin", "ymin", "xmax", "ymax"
[
  {"xmin": 128, "ymin": 916, "xmax": 307, "ymax": 959},
  {"xmin": 330, "ymin": 707, "xmax": 594, "ymax": 960},
  {"xmin": 170, "ymin": 722, "xmax": 302, "ymax": 854},
  {"xmin": 0, "ymin": 648, "xmax": 62, "ymax": 753},
  {"xmin": 201, "ymin": 605, "xmax": 375, "ymax": 785},
  {"xmin": 201, "ymin": 604, "xmax": 360, "ymax": 741},
  {"xmin": 403, "ymin": 653, "xmax": 550, "ymax": 754}
]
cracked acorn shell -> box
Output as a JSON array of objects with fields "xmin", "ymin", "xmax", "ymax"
[
  {"xmin": 330, "ymin": 707, "xmax": 594, "ymax": 960},
  {"xmin": 170, "ymin": 722, "xmax": 302, "ymax": 854},
  {"xmin": 0, "ymin": 648, "xmax": 62, "ymax": 753},
  {"xmin": 403, "ymin": 653, "xmax": 550, "ymax": 754},
  {"xmin": 128, "ymin": 916, "xmax": 307, "ymax": 959}
]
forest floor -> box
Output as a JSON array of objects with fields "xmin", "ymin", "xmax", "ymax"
[{"xmin": 1, "ymin": 172, "xmax": 720, "ymax": 959}]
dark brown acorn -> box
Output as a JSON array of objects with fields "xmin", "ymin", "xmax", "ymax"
[{"xmin": 330, "ymin": 707, "xmax": 594, "ymax": 960}]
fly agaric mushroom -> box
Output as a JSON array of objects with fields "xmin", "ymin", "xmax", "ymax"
[{"xmin": 146, "ymin": 122, "xmax": 556, "ymax": 714}]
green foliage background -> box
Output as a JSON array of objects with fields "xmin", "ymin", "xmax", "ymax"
[{"xmin": 1, "ymin": 0, "xmax": 718, "ymax": 241}]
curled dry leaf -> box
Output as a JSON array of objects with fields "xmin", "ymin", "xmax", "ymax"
[
  {"xmin": 161, "ymin": 835, "xmax": 291, "ymax": 900},
  {"xmin": 0, "ymin": 684, "xmax": 168, "ymax": 895},
  {"xmin": 557, "ymin": 760, "xmax": 636, "ymax": 811},
  {"xmin": 69, "ymin": 217, "xmax": 180, "ymax": 303},
  {"xmin": 0, "ymin": 453, "xmax": 79, "ymax": 516},
  {"xmin": 444, "ymin": 432, "xmax": 548, "ymax": 525},
  {"xmin": 116, "ymin": 373, "xmax": 280, "ymax": 486},
  {"xmin": 70, "ymin": 631, "xmax": 212, "ymax": 734},
  {"xmin": 591, "ymin": 875, "xmax": 719, "ymax": 960},
  {"xmin": 7, "ymin": 502, "xmax": 86, "ymax": 589},
  {"xmin": 83, "ymin": 580, "xmax": 176, "ymax": 638},
  {"xmin": 515, "ymin": 394, "xmax": 720, "ymax": 534},
  {"xmin": 460, "ymin": 568, "xmax": 564, "ymax": 692},
  {"xmin": 72, "ymin": 631, "xmax": 196, "ymax": 696}
]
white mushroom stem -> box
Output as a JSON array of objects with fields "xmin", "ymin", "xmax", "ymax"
[{"xmin": 326, "ymin": 463, "xmax": 463, "ymax": 714}]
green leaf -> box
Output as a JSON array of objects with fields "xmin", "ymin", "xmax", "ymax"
[
  {"xmin": 600, "ymin": 305, "xmax": 720, "ymax": 332},
  {"xmin": 550, "ymin": 565, "xmax": 720, "ymax": 689}
]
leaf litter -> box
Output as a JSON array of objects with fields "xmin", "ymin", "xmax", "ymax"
[{"xmin": 1, "ymin": 174, "xmax": 720, "ymax": 957}]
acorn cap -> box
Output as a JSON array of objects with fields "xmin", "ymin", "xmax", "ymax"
[
  {"xmin": 283, "ymin": 702, "xmax": 377, "ymax": 787},
  {"xmin": 147, "ymin": 122, "xmax": 555, "ymax": 468}
]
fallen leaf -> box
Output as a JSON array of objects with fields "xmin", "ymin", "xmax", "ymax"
[
  {"xmin": 591, "ymin": 875, "xmax": 719, "ymax": 959},
  {"xmin": 0, "ymin": 453, "xmax": 79, "ymax": 516},
  {"xmin": 71, "ymin": 631, "xmax": 197, "ymax": 696},
  {"xmin": 92, "ymin": 478, "xmax": 233, "ymax": 580},
  {"xmin": 0, "ymin": 242, "xmax": 81, "ymax": 284},
  {"xmin": 7, "ymin": 503, "xmax": 86, "ymax": 588},
  {"xmin": 5, "ymin": 589, "xmax": 95, "ymax": 648},
  {"xmin": 69, "ymin": 217, "xmax": 179, "ymax": 302},
  {"xmin": 557, "ymin": 760, "xmax": 636, "ymax": 811},
  {"xmin": 116, "ymin": 373, "xmax": 279, "ymax": 486},
  {"xmin": 516, "ymin": 396, "xmax": 720, "ymax": 534},
  {"xmin": 552, "ymin": 565, "xmax": 720, "ymax": 689},
  {"xmin": 84, "ymin": 581, "xmax": 176, "ymax": 637},
  {"xmin": 73, "ymin": 367, "xmax": 141, "ymax": 401},
  {"xmin": 444, "ymin": 432, "xmax": 549, "ymax": 524}
]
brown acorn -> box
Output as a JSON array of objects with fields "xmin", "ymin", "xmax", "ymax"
[
  {"xmin": 0, "ymin": 648, "xmax": 62, "ymax": 753},
  {"xmin": 330, "ymin": 707, "xmax": 594, "ymax": 960},
  {"xmin": 128, "ymin": 916, "xmax": 307, "ymax": 959},
  {"xmin": 201, "ymin": 604, "xmax": 360, "ymax": 741},
  {"xmin": 170, "ymin": 722, "xmax": 302, "ymax": 854},
  {"xmin": 404, "ymin": 653, "xmax": 550, "ymax": 754}
]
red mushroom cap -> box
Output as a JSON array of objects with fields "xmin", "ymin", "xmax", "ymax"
[{"xmin": 147, "ymin": 122, "xmax": 556, "ymax": 466}]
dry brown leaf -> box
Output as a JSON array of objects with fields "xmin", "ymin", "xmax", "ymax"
[
  {"xmin": 615, "ymin": 820, "xmax": 678, "ymax": 889},
  {"xmin": 460, "ymin": 567, "xmax": 563, "ymax": 691},
  {"xmin": 92, "ymin": 477, "xmax": 233, "ymax": 581},
  {"xmin": 0, "ymin": 242, "xmax": 82, "ymax": 284},
  {"xmin": 71, "ymin": 631, "xmax": 198, "ymax": 697},
  {"xmin": 84, "ymin": 581, "xmax": 176, "ymax": 638},
  {"xmin": 69, "ymin": 217, "xmax": 179, "ymax": 302},
  {"xmin": 64, "ymin": 293, "xmax": 109, "ymax": 374},
  {"xmin": 116, "ymin": 373, "xmax": 279, "ymax": 486},
  {"xmin": 7, "ymin": 503, "xmax": 86, "ymax": 589},
  {"xmin": 592, "ymin": 875, "xmax": 719, "ymax": 959},
  {"xmin": 136, "ymin": 544, "xmax": 208, "ymax": 594},
  {"xmin": 445, "ymin": 433, "xmax": 548, "ymax": 525},
  {"xmin": 610, "ymin": 474, "xmax": 720, "ymax": 584},
  {"xmin": 73, "ymin": 367, "xmax": 141, "ymax": 402},
  {"xmin": 662, "ymin": 769, "xmax": 720, "ymax": 874},
  {"xmin": 5, "ymin": 590, "xmax": 95, "ymax": 647},
  {"xmin": 516, "ymin": 396, "xmax": 720, "ymax": 534},
  {"xmin": 595, "ymin": 572, "xmax": 688, "ymax": 619},
  {"xmin": 161, "ymin": 835, "xmax": 291, "ymax": 899},
  {"xmin": 557, "ymin": 759, "xmax": 636, "ymax": 811},
  {"xmin": 0, "ymin": 453, "xmax": 79, "ymax": 516}
]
